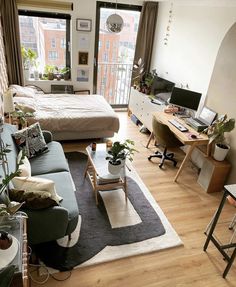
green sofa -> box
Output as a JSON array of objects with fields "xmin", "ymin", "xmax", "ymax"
[{"xmin": 0, "ymin": 123, "xmax": 79, "ymax": 245}]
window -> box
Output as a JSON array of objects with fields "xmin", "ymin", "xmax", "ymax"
[
  {"xmin": 49, "ymin": 51, "xmax": 58, "ymax": 60},
  {"xmin": 51, "ymin": 38, "xmax": 56, "ymax": 48},
  {"xmin": 61, "ymin": 38, "xmax": 66, "ymax": 49},
  {"xmin": 19, "ymin": 10, "xmax": 71, "ymax": 76}
]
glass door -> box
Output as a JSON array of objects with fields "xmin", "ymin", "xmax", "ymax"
[{"xmin": 94, "ymin": 2, "xmax": 141, "ymax": 107}]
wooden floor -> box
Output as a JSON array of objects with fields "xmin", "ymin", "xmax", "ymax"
[{"xmin": 31, "ymin": 112, "xmax": 236, "ymax": 287}]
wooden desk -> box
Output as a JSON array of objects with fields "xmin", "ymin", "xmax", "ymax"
[{"xmin": 152, "ymin": 112, "xmax": 209, "ymax": 182}]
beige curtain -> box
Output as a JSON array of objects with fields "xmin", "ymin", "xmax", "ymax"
[
  {"xmin": 0, "ymin": 0, "xmax": 24, "ymax": 85},
  {"xmin": 133, "ymin": 2, "xmax": 158, "ymax": 74}
]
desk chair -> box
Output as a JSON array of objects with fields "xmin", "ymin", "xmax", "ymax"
[{"xmin": 148, "ymin": 117, "xmax": 183, "ymax": 168}]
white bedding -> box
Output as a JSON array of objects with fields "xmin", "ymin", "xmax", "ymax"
[{"xmin": 14, "ymin": 93, "xmax": 120, "ymax": 140}]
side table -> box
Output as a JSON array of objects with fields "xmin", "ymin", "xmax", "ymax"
[
  {"xmin": 84, "ymin": 144, "xmax": 127, "ymax": 205},
  {"xmin": 203, "ymin": 184, "xmax": 236, "ymax": 278},
  {"xmin": 0, "ymin": 215, "xmax": 29, "ymax": 287}
]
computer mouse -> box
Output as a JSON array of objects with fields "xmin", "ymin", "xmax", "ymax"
[{"xmin": 190, "ymin": 134, "xmax": 197, "ymax": 139}]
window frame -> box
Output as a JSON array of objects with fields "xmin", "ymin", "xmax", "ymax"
[{"xmin": 18, "ymin": 9, "xmax": 71, "ymax": 71}]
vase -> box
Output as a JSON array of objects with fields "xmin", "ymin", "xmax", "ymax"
[
  {"xmin": 108, "ymin": 161, "xmax": 122, "ymax": 175},
  {"xmin": 213, "ymin": 143, "xmax": 230, "ymax": 161}
]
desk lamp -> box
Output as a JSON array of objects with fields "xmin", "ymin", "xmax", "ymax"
[{"xmin": 3, "ymin": 90, "xmax": 15, "ymax": 124}]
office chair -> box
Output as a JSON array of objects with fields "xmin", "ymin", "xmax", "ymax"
[{"xmin": 148, "ymin": 117, "xmax": 183, "ymax": 168}]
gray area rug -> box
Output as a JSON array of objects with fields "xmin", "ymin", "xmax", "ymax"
[{"xmin": 33, "ymin": 152, "xmax": 182, "ymax": 271}]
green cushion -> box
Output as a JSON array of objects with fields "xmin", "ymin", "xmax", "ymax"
[{"xmin": 30, "ymin": 142, "xmax": 69, "ymax": 175}]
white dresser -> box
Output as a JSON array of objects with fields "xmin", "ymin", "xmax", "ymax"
[{"xmin": 128, "ymin": 87, "xmax": 165, "ymax": 132}]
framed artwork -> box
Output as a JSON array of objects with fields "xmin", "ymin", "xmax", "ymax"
[
  {"xmin": 78, "ymin": 52, "xmax": 89, "ymax": 65},
  {"xmin": 77, "ymin": 68, "xmax": 89, "ymax": 82},
  {"xmin": 76, "ymin": 19, "xmax": 92, "ymax": 32}
]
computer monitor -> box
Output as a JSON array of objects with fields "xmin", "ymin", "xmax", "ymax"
[{"xmin": 169, "ymin": 87, "xmax": 202, "ymax": 111}]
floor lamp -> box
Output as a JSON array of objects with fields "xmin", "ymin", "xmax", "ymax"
[{"xmin": 3, "ymin": 90, "xmax": 15, "ymax": 124}]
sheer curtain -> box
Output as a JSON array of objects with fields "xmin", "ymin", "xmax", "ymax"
[
  {"xmin": 0, "ymin": 0, "xmax": 24, "ymax": 85},
  {"xmin": 133, "ymin": 1, "xmax": 159, "ymax": 74}
]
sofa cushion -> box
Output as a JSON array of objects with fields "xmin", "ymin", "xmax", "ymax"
[
  {"xmin": 12, "ymin": 122, "xmax": 48, "ymax": 159},
  {"xmin": 30, "ymin": 141, "xmax": 70, "ymax": 175},
  {"xmin": 35, "ymin": 172, "xmax": 78, "ymax": 223},
  {"xmin": 9, "ymin": 188, "xmax": 59, "ymax": 210},
  {"xmin": 17, "ymin": 151, "xmax": 31, "ymax": 177},
  {"xmin": 12, "ymin": 176, "xmax": 62, "ymax": 203}
]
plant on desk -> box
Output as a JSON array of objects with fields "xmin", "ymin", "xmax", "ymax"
[
  {"xmin": 106, "ymin": 139, "xmax": 138, "ymax": 175},
  {"xmin": 203, "ymin": 114, "xmax": 235, "ymax": 161}
]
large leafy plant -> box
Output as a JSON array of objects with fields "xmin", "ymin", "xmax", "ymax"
[
  {"xmin": 203, "ymin": 114, "xmax": 235, "ymax": 145},
  {"xmin": 0, "ymin": 140, "xmax": 25, "ymax": 216},
  {"xmin": 106, "ymin": 139, "xmax": 138, "ymax": 165}
]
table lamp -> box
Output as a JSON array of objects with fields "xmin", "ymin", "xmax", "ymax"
[{"xmin": 3, "ymin": 90, "xmax": 15, "ymax": 124}]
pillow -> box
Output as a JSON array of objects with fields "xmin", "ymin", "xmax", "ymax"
[
  {"xmin": 9, "ymin": 85, "xmax": 35, "ymax": 98},
  {"xmin": 12, "ymin": 122, "xmax": 48, "ymax": 159},
  {"xmin": 14, "ymin": 97, "xmax": 36, "ymax": 113},
  {"xmin": 17, "ymin": 151, "xmax": 31, "ymax": 177},
  {"xmin": 11, "ymin": 176, "xmax": 62, "ymax": 203},
  {"xmin": 9, "ymin": 189, "xmax": 59, "ymax": 210}
]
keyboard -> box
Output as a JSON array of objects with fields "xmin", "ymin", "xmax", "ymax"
[{"xmin": 168, "ymin": 119, "xmax": 188, "ymax": 132}]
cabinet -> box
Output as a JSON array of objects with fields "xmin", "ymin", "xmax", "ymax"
[
  {"xmin": 128, "ymin": 88, "xmax": 165, "ymax": 132},
  {"xmin": 197, "ymin": 156, "xmax": 231, "ymax": 193}
]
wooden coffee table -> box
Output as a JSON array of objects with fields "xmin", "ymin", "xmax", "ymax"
[{"xmin": 84, "ymin": 143, "xmax": 127, "ymax": 205}]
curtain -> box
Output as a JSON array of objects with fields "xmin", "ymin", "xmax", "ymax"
[
  {"xmin": 133, "ymin": 1, "xmax": 158, "ymax": 75},
  {"xmin": 16, "ymin": 0, "xmax": 73, "ymax": 11},
  {"xmin": 0, "ymin": 0, "xmax": 24, "ymax": 85}
]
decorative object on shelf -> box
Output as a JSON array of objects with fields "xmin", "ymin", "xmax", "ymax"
[
  {"xmin": 106, "ymin": 139, "xmax": 137, "ymax": 174},
  {"xmin": 106, "ymin": 0, "xmax": 124, "ymax": 33},
  {"xmin": 76, "ymin": 19, "xmax": 92, "ymax": 32},
  {"xmin": 164, "ymin": 2, "xmax": 173, "ymax": 46},
  {"xmin": 203, "ymin": 114, "xmax": 235, "ymax": 161}
]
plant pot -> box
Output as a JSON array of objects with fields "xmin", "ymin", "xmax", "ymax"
[
  {"xmin": 213, "ymin": 143, "xmax": 230, "ymax": 161},
  {"xmin": 48, "ymin": 73, "xmax": 54, "ymax": 80},
  {"xmin": 34, "ymin": 70, "xmax": 39, "ymax": 80},
  {"xmin": 23, "ymin": 69, "xmax": 29, "ymax": 81},
  {"xmin": 108, "ymin": 161, "xmax": 122, "ymax": 175}
]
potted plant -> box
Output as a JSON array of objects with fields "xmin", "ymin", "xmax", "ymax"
[
  {"xmin": 44, "ymin": 64, "xmax": 55, "ymax": 80},
  {"xmin": 11, "ymin": 107, "xmax": 34, "ymax": 130},
  {"xmin": 21, "ymin": 47, "xmax": 37, "ymax": 80},
  {"xmin": 60, "ymin": 67, "xmax": 71, "ymax": 80},
  {"xmin": 105, "ymin": 139, "xmax": 138, "ymax": 174},
  {"xmin": 203, "ymin": 114, "xmax": 235, "ymax": 161}
]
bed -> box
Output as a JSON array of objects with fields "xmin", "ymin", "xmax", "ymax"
[{"xmin": 9, "ymin": 85, "xmax": 120, "ymax": 141}]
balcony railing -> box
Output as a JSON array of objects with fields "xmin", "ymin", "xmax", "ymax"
[{"xmin": 97, "ymin": 63, "xmax": 133, "ymax": 106}]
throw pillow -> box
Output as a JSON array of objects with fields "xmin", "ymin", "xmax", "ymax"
[
  {"xmin": 17, "ymin": 150, "xmax": 31, "ymax": 177},
  {"xmin": 9, "ymin": 189, "xmax": 59, "ymax": 210},
  {"xmin": 12, "ymin": 122, "xmax": 48, "ymax": 159},
  {"xmin": 11, "ymin": 176, "xmax": 62, "ymax": 203},
  {"xmin": 9, "ymin": 85, "xmax": 35, "ymax": 98}
]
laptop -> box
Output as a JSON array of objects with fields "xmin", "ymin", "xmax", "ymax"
[{"xmin": 186, "ymin": 106, "xmax": 217, "ymax": 131}]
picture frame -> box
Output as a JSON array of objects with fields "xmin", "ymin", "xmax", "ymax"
[
  {"xmin": 78, "ymin": 52, "xmax": 89, "ymax": 65},
  {"xmin": 76, "ymin": 19, "xmax": 92, "ymax": 32}
]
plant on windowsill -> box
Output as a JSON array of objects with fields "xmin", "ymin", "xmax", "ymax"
[
  {"xmin": 60, "ymin": 67, "xmax": 71, "ymax": 81},
  {"xmin": 105, "ymin": 139, "xmax": 138, "ymax": 175},
  {"xmin": 44, "ymin": 64, "xmax": 56, "ymax": 80},
  {"xmin": 21, "ymin": 47, "xmax": 37, "ymax": 81},
  {"xmin": 202, "ymin": 114, "xmax": 235, "ymax": 161}
]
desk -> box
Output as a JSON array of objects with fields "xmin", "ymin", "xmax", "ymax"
[{"xmin": 152, "ymin": 112, "xmax": 209, "ymax": 182}]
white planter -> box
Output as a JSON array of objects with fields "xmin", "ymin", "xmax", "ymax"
[
  {"xmin": 34, "ymin": 70, "xmax": 39, "ymax": 80},
  {"xmin": 213, "ymin": 143, "xmax": 230, "ymax": 161},
  {"xmin": 108, "ymin": 161, "xmax": 122, "ymax": 175},
  {"xmin": 23, "ymin": 69, "xmax": 30, "ymax": 81}
]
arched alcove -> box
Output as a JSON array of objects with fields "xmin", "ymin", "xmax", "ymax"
[{"xmin": 206, "ymin": 22, "xmax": 236, "ymax": 183}]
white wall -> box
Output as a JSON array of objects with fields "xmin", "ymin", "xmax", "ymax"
[
  {"xmin": 151, "ymin": 1, "xmax": 236, "ymax": 111},
  {"xmin": 22, "ymin": 0, "xmax": 143, "ymax": 93}
]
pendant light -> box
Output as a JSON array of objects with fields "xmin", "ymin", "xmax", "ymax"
[{"xmin": 106, "ymin": 0, "xmax": 124, "ymax": 33}]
